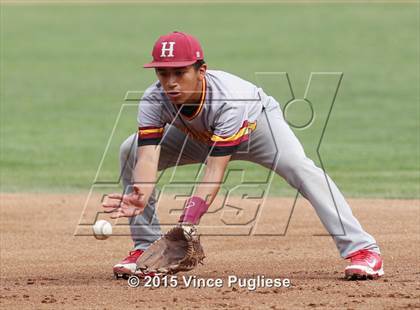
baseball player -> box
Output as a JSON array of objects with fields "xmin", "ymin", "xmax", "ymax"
[{"xmin": 103, "ymin": 31, "xmax": 384, "ymax": 280}]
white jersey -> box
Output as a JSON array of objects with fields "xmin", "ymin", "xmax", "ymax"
[{"xmin": 137, "ymin": 70, "xmax": 271, "ymax": 156}]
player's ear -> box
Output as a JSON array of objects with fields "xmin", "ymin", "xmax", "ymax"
[{"xmin": 198, "ymin": 64, "xmax": 207, "ymax": 81}]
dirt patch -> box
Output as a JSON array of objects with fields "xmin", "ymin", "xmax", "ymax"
[{"xmin": 0, "ymin": 193, "xmax": 419, "ymax": 309}]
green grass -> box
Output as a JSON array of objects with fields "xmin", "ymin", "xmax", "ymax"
[{"xmin": 0, "ymin": 3, "xmax": 419, "ymax": 198}]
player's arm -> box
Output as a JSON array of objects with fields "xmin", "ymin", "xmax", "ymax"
[
  {"xmin": 179, "ymin": 154, "xmax": 230, "ymax": 225},
  {"xmin": 132, "ymin": 144, "xmax": 161, "ymax": 205},
  {"xmin": 102, "ymin": 86, "xmax": 165, "ymax": 218},
  {"xmin": 195, "ymin": 154, "xmax": 231, "ymax": 204},
  {"xmin": 102, "ymin": 144, "xmax": 161, "ymax": 218}
]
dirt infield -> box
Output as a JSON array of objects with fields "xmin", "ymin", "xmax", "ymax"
[{"xmin": 0, "ymin": 194, "xmax": 419, "ymax": 309}]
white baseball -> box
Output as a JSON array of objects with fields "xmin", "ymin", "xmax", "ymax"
[{"xmin": 92, "ymin": 220, "xmax": 112, "ymax": 240}]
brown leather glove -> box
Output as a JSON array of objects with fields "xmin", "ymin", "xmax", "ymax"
[{"xmin": 136, "ymin": 225, "xmax": 205, "ymax": 275}]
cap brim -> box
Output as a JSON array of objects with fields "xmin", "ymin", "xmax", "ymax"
[{"xmin": 143, "ymin": 60, "xmax": 197, "ymax": 68}]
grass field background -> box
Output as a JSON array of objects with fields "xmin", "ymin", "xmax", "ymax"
[{"xmin": 0, "ymin": 3, "xmax": 419, "ymax": 198}]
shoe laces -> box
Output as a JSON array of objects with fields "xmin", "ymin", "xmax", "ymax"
[
  {"xmin": 349, "ymin": 249, "xmax": 374, "ymax": 263},
  {"xmin": 127, "ymin": 250, "xmax": 142, "ymax": 260}
]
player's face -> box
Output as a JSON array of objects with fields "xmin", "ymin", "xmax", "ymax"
[{"xmin": 155, "ymin": 64, "xmax": 207, "ymax": 104}]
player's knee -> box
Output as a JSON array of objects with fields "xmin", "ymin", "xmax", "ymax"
[
  {"xmin": 119, "ymin": 134, "xmax": 137, "ymax": 164},
  {"xmin": 119, "ymin": 141, "xmax": 130, "ymax": 162}
]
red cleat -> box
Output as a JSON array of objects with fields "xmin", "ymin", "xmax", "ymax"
[
  {"xmin": 113, "ymin": 250, "xmax": 156, "ymax": 279},
  {"xmin": 113, "ymin": 250, "xmax": 143, "ymax": 279},
  {"xmin": 345, "ymin": 249, "xmax": 384, "ymax": 280}
]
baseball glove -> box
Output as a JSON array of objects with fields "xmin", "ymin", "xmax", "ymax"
[{"xmin": 136, "ymin": 225, "xmax": 205, "ymax": 275}]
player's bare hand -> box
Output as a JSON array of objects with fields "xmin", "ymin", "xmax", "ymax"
[{"xmin": 102, "ymin": 186, "xmax": 146, "ymax": 218}]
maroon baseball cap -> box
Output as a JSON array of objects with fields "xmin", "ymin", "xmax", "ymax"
[{"xmin": 144, "ymin": 31, "xmax": 204, "ymax": 68}]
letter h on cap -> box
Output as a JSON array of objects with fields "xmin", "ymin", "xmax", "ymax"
[{"xmin": 160, "ymin": 42, "xmax": 175, "ymax": 57}]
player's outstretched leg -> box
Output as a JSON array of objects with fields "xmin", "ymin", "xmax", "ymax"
[
  {"xmin": 278, "ymin": 155, "xmax": 384, "ymax": 280},
  {"xmin": 241, "ymin": 101, "xmax": 383, "ymax": 280}
]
